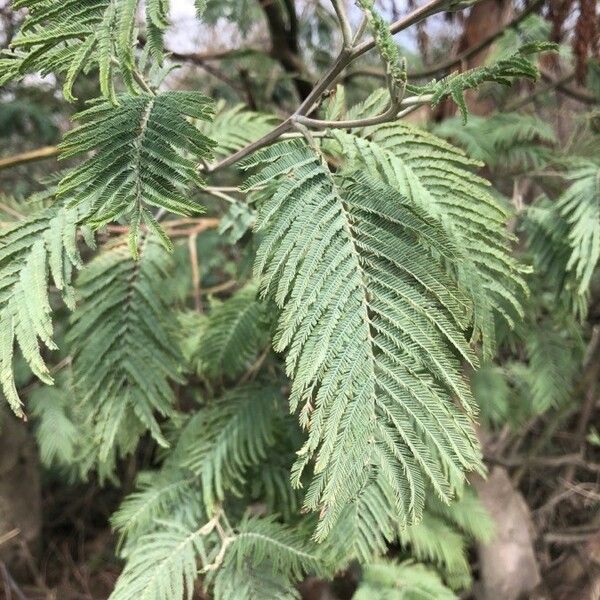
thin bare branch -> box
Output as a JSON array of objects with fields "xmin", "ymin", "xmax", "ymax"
[
  {"xmin": 346, "ymin": 0, "xmax": 544, "ymax": 82},
  {"xmin": 0, "ymin": 145, "xmax": 59, "ymax": 171},
  {"xmin": 352, "ymin": 0, "xmax": 454, "ymax": 60},
  {"xmin": 294, "ymin": 94, "xmax": 432, "ymax": 130},
  {"xmin": 206, "ymin": 0, "xmax": 457, "ymax": 174},
  {"xmin": 539, "ymin": 67, "xmax": 597, "ymax": 104},
  {"xmin": 188, "ymin": 233, "xmax": 202, "ymax": 312},
  {"xmin": 331, "ymin": 0, "xmax": 353, "ymax": 49}
]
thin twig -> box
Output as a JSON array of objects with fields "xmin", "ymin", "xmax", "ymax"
[
  {"xmin": 239, "ymin": 346, "xmax": 271, "ymax": 384},
  {"xmin": 352, "ymin": 15, "xmax": 369, "ymax": 45},
  {"xmin": 205, "ymin": 0, "xmax": 457, "ymax": 174},
  {"xmin": 106, "ymin": 217, "xmax": 220, "ymax": 237},
  {"xmin": 206, "ymin": 121, "xmax": 293, "ymax": 173},
  {"xmin": 505, "ymin": 72, "xmax": 576, "ymax": 111},
  {"xmin": 0, "ymin": 146, "xmax": 60, "ymax": 171},
  {"xmin": 539, "ymin": 67, "xmax": 597, "ymax": 104},
  {"xmin": 545, "ymin": 529, "xmax": 600, "ymax": 544},
  {"xmin": 0, "ymin": 562, "xmax": 28, "ymax": 600},
  {"xmin": 0, "ymin": 529, "xmax": 19, "ymax": 547},
  {"xmin": 294, "ymin": 94, "xmax": 432, "ymax": 129},
  {"xmin": 331, "ymin": 0, "xmax": 353, "ymax": 49},
  {"xmin": 202, "ymin": 280, "xmax": 238, "ymax": 296},
  {"xmin": 17, "ymin": 356, "xmax": 72, "ymax": 401},
  {"xmin": 188, "ymin": 233, "xmax": 202, "ymax": 312},
  {"xmin": 202, "ymin": 187, "xmax": 239, "ymax": 204},
  {"xmin": 168, "ymin": 46, "xmax": 267, "ymax": 63},
  {"xmin": 132, "ymin": 69, "xmax": 154, "ymax": 95},
  {"xmin": 488, "ymin": 452, "xmax": 600, "ymax": 470},
  {"xmin": 19, "ymin": 540, "xmax": 51, "ymax": 595}
]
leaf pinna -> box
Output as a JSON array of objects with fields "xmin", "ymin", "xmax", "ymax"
[{"xmin": 57, "ymin": 92, "xmax": 216, "ymax": 253}]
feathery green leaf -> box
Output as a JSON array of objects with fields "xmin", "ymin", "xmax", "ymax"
[
  {"xmin": 58, "ymin": 92, "xmax": 216, "ymax": 250},
  {"xmin": 0, "ymin": 204, "xmax": 83, "ymax": 416},
  {"xmin": 243, "ymin": 140, "xmax": 484, "ymax": 540}
]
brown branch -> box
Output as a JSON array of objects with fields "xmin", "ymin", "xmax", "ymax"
[
  {"xmin": 410, "ymin": 0, "xmax": 545, "ymax": 78},
  {"xmin": 487, "ymin": 452, "xmax": 600, "ymax": 472},
  {"xmin": 294, "ymin": 94, "xmax": 432, "ymax": 130},
  {"xmin": 107, "ymin": 217, "xmax": 220, "ymax": 238},
  {"xmin": 0, "ymin": 145, "xmax": 60, "ymax": 171},
  {"xmin": 505, "ymin": 71, "xmax": 577, "ymax": 111},
  {"xmin": 346, "ymin": 0, "xmax": 545, "ymax": 82},
  {"xmin": 169, "ymin": 46, "xmax": 266, "ymax": 63},
  {"xmin": 207, "ymin": 0, "xmax": 456, "ymax": 174},
  {"xmin": 203, "ymin": 279, "xmax": 238, "ymax": 296},
  {"xmin": 188, "ymin": 233, "xmax": 202, "ymax": 312},
  {"xmin": 331, "ymin": 0, "xmax": 353, "ymax": 49},
  {"xmin": 544, "ymin": 529, "xmax": 600, "ymax": 544},
  {"xmin": 539, "ymin": 66, "xmax": 598, "ymax": 104},
  {"xmin": 166, "ymin": 48, "xmax": 250, "ymax": 99}
]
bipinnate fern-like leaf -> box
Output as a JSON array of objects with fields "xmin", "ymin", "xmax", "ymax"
[
  {"xmin": 0, "ymin": 204, "xmax": 83, "ymax": 416},
  {"xmin": 209, "ymin": 516, "xmax": 320, "ymax": 600},
  {"xmin": 472, "ymin": 318, "xmax": 583, "ymax": 423},
  {"xmin": 522, "ymin": 199, "xmax": 585, "ymax": 315},
  {"xmin": 192, "ymin": 284, "xmax": 270, "ymax": 379},
  {"xmin": 194, "ymin": 0, "xmax": 208, "ymax": 18},
  {"xmin": 3, "ymin": 0, "xmax": 180, "ymax": 100},
  {"xmin": 523, "ymin": 320, "xmax": 582, "ymax": 413},
  {"xmin": 354, "ymin": 559, "xmax": 457, "ymax": 600},
  {"xmin": 325, "ymin": 471, "xmax": 491, "ymax": 588},
  {"xmin": 556, "ymin": 160, "xmax": 600, "ymax": 295},
  {"xmin": 242, "ymin": 140, "xmax": 484, "ymax": 540},
  {"xmin": 434, "ymin": 113, "xmax": 556, "ymax": 172},
  {"xmin": 109, "ymin": 386, "xmax": 315, "ymax": 598},
  {"xmin": 168, "ymin": 384, "xmax": 283, "ymax": 511},
  {"xmin": 412, "ymin": 43, "xmax": 556, "ymax": 122},
  {"xmin": 330, "ymin": 107, "xmax": 527, "ymax": 356},
  {"xmin": 111, "ymin": 470, "xmax": 199, "ymax": 550},
  {"xmin": 67, "ymin": 236, "xmax": 181, "ymax": 468},
  {"xmin": 112, "ymin": 384, "xmax": 288, "ymax": 547},
  {"xmin": 322, "ymin": 471, "xmax": 399, "ymax": 563},
  {"xmin": 111, "ymin": 512, "xmax": 319, "ymax": 600},
  {"xmin": 30, "ymin": 378, "xmax": 79, "ymax": 467},
  {"xmin": 399, "ymin": 513, "xmax": 471, "ymax": 589},
  {"xmin": 110, "ymin": 517, "xmax": 211, "ymax": 600},
  {"xmin": 57, "ymin": 92, "xmax": 215, "ymax": 253}
]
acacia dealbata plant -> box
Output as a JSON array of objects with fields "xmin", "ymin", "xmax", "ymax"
[{"xmin": 4, "ymin": 0, "xmax": 596, "ymax": 598}]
